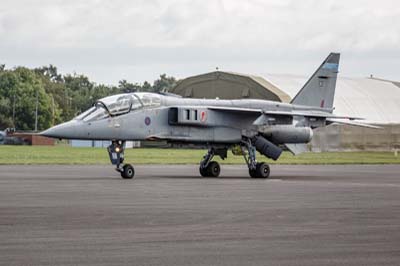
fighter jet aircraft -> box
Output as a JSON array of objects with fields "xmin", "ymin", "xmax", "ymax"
[{"xmin": 41, "ymin": 53, "xmax": 376, "ymax": 179}]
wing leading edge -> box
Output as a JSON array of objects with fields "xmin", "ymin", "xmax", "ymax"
[{"xmin": 207, "ymin": 106, "xmax": 375, "ymax": 127}]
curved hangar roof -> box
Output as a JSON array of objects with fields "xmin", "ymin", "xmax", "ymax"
[
  {"xmin": 170, "ymin": 71, "xmax": 400, "ymax": 124},
  {"xmin": 264, "ymin": 74, "xmax": 400, "ymax": 124},
  {"xmin": 171, "ymin": 71, "xmax": 292, "ymax": 103}
]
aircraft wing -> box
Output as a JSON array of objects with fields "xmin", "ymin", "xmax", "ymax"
[
  {"xmin": 207, "ymin": 106, "xmax": 379, "ymax": 129},
  {"xmin": 207, "ymin": 106, "xmax": 363, "ymax": 120},
  {"xmin": 207, "ymin": 106, "xmax": 262, "ymax": 114}
]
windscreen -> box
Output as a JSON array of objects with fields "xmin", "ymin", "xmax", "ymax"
[
  {"xmin": 75, "ymin": 103, "xmax": 110, "ymax": 122},
  {"xmin": 83, "ymin": 105, "xmax": 109, "ymax": 122},
  {"xmin": 74, "ymin": 107, "xmax": 96, "ymax": 120}
]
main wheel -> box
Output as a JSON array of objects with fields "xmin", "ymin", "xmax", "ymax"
[
  {"xmin": 207, "ymin": 161, "xmax": 220, "ymax": 177},
  {"xmin": 249, "ymin": 168, "xmax": 258, "ymax": 178},
  {"xmin": 255, "ymin": 162, "xmax": 270, "ymax": 178},
  {"xmin": 121, "ymin": 164, "xmax": 135, "ymax": 179},
  {"xmin": 199, "ymin": 166, "xmax": 209, "ymax": 177}
]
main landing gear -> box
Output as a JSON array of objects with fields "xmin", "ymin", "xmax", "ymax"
[
  {"xmin": 199, "ymin": 148, "xmax": 227, "ymax": 177},
  {"xmin": 241, "ymin": 139, "xmax": 270, "ymax": 179},
  {"xmin": 198, "ymin": 141, "xmax": 270, "ymax": 179},
  {"xmin": 107, "ymin": 141, "xmax": 135, "ymax": 179}
]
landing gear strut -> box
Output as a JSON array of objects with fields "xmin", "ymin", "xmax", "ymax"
[
  {"xmin": 107, "ymin": 140, "xmax": 135, "ymax": 179},
  {"xmin": 199, "ymin": 148, "xmax": 225, "ymax": 177},
  {"xmin": 241, "ymin": 139, "xmax": 270, "ymax": 179}
]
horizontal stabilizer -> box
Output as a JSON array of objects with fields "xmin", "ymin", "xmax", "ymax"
[{"xmin": 326, "ymin": 119, "xmax": 382, "ymax": 129}]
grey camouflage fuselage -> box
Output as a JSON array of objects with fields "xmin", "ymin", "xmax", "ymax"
[{"xmin": 41, "ymin": 53, "xmax": 375, "ymax": 179}]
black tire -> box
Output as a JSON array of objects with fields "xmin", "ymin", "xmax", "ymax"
[
  {"xmin": 255, "ymin": 162, "xmax": 270, "ymax": 178},
  {"xmin": 249, "ymin": 168, "xmax": 258, "ymax": 178},
  {"xmin": 207, "ymin": 161, "xmax": 220, "ymax": 177},
  {"xmin": 199, "ymin": 166, "xmax": 209, "ymax": 177},
  {"xmin": 121, "ymin": 164, "xmax": 135, "ymax": 179},
  {"xmin": 249, "ymin": 163, "xmax": 270, "ymax": 178}
]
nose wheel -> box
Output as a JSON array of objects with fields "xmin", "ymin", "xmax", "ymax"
[
  {"xmin": 107, "ymin": 141, "xmax": 135, "ymax": 179},
  {"xmin": 121, "ymin": 164, "xmax": 135, "ymax": 179}
]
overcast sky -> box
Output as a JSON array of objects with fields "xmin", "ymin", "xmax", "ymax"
[{"xmin": 1, "ymin": 0, "xmax": 399, "ymax": 84}]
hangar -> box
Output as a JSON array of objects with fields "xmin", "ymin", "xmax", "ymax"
[{"xmin": 169, "ymin": 71, "xmax": 400, "ymax": 151}]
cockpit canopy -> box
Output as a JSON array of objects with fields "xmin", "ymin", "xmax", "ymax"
[{"xmin": 75, "ymin": 93, "xmax": 162, "ymax": 122}]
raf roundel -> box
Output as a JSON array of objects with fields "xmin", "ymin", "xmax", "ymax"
[{"xmin": 144, "ymin": 117, "xmax": 151, "ymax": 126}]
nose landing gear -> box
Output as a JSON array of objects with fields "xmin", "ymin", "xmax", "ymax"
[{"xmin": 107, "ymin": 141, "xmax": 135, "ymax": 179}]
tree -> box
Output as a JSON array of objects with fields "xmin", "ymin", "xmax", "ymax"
[
  {"xmin": 35, "ymin": 67, "xmax": 65, "ymax": 124},
  {"xmin": 0, "ymin": 63, "xmax": 179, "ymax": 129},
  {"xmin": 34, "ymin": 65, "xmax": 63, "ymax": 82},
  {"xmin": 0, "ymin": 97, "xmax": 13, "ymax": 129},
  {"xmin": 92, "ymin": 84, "xmax": 119, "ymax": 103},
  {"xmin": 118, "ymin": 79, "xmax": 141, "ymax": 93},
  {"xmin": 141, "ymin": 81, "xmax": 152, "ymax": 92},
  {"xmin": 64, "ymin": 73, "xmax": 95, "ymax": 117},
  {"xmin": 152, "ymin": 74, "xmax": 177, "ymax": 93},
  {"xmin": 0, "ymin": 67, "xmax": 54, "ymax": 131}
]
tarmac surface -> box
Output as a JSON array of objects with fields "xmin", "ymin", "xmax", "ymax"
[{"xmin": 0, "ymin": 164, "xmax": 400, "ymax": 266}]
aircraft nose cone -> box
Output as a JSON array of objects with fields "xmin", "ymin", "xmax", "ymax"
[{"xmin": 40, "ymin": 120, "xmax": 78, "ymax": 139}]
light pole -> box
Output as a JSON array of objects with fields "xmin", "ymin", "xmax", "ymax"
[
  {"xmin": 51, "ymin": 95, "xmax": 55, "ymax": 126},
  {"xmin": 12, "ymin": 92, "xmax": 16, "ymax": 128},
  {"xmin": 34, "ymin": 90, "xmax": 38, "ymax": 132}
]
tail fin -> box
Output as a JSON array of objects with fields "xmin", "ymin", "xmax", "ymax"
[{"xmin": 291, "ymin": 53, "xmax": 340, "ymax": 112}]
